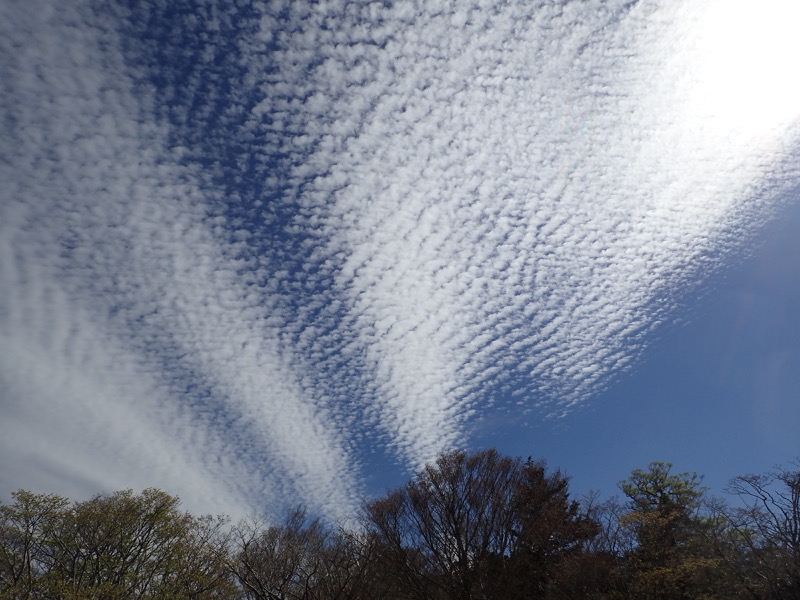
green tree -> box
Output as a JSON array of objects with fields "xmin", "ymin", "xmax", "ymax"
[
  {"xmin": 0, "ymin": 490, "xmax": 69, "ymax": 599},
  {"xmin": 0, "ymin": 489, "xmax": 235, "ymax": 599},
  {"xmin": 619, "ymin": 462, "xmax": 720, "ymax": 599}
]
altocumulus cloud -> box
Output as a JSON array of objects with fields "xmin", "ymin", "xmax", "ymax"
[{"xmin": 1, "ymin": 0, "xmax": 798, "ymax": 519}]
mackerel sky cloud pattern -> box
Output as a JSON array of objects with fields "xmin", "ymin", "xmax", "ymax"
[{"xmin": 2, "ymin": 0, "xmax": 798, "ymax": 519}]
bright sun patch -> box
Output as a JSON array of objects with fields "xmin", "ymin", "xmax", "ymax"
[{"xmin": 687, "ymin": 0, "xmax": 800, "ymax": 140}]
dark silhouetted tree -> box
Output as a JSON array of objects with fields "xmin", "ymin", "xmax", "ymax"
[
  {"xmin": 364, "ymin": 449, "xmax": 595, "ymax": 600},
  {"xmin": 725, "ymin": 461, "xmax": 800, "ymax": 600},
  {"xmin": 232, "ymin": 506, "xmax": 380, "ymax": 600}
]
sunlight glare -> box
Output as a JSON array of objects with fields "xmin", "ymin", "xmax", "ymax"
[{"xmin": 687, "ymin": 0, "xmax": 800, "ymax": 139}]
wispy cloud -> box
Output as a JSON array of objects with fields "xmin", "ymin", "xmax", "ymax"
[{"xmin": 2, "ymin": 0, "xmax": 798, "ymax": 517}]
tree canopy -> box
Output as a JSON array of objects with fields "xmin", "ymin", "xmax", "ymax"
[{"xmin": 2, "ymin": 452, "xmax": 799, "ymax": 599}]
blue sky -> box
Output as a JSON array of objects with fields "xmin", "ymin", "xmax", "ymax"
[{"xmin": 1, "ymin": 0, "xmax": 799, "ymax": 521}]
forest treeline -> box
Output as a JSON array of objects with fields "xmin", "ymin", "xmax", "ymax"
[{"xmin": 2, "ymin": 450, "xmax": 799, "ymax": 599}]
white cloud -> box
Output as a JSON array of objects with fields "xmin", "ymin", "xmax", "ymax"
[
  {"xmin": 239, "ymin": 0, "xmax": 798, "ymax": 467},
  {"xmin": 1, "ymin": 0, "xmax": 359, "ymax": 520},
  {"xmin": 2, "ymin": 0, "xmax": 798, "ymax": 516}
]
